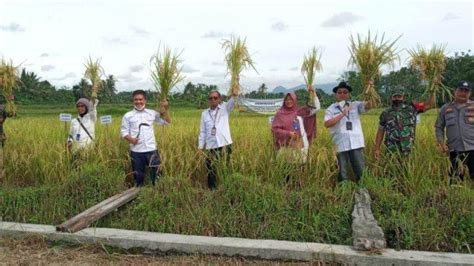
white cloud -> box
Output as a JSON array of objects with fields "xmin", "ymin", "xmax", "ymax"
[
  {"xmin": 202, "ymin": 70, "xmax": 226, "ymax": 78},
  {"xmin": 201, "ymin": 30, "xmax": 231, "ymax": 39},
  {"xmin": 129, "ymin": 65, "xmax": 145, "ymax": 73},
  {"xmin": 102, "ymin": 36, "xmax": 128, "ymax": 45},
  {"xmin": 0, "ymin": 22, "xmax": 25, "ymax": 32},
  {"xmin": 321, "ymin": 12, "xmax": 363, "ymax": 28},
  {"xmin": 39, "ymin": 53, "xmax": 49, "ymax": 57},
  {"xmin": 442, "ymin": 12, "xmax": 461, "ymax": 21},
  {"xmin": 130, "ymin": 25, "xmax": 150, "ymax": 38},
  {"xmin": 41, "ymin": 65, "xmax": 55, "ymax": 71},
  {"xmin": 117, "ymin": 73, "xmax": 142, "ymax": 83},
  {"xmin": 182, "ymin": 64, "xmax": 199, "ymax": 73},
  {"xmin": 271, "ymin": 21, "xmax": 288, "ymax": 32},
  {"xmin": 53, "ymin": 72, "xmax": 76, "ymax": 81}
]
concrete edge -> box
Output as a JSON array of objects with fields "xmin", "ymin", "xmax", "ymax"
[{"xmin": 0, "ymin": 222, "xmax": 472, "ymax": 265}]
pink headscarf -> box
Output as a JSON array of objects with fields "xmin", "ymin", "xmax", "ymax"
[{"xmin": 271, "ymin": 92, "xmax": 317, "ymax": 149}]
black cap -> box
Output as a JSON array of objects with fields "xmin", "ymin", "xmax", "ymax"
[
  {"xmin": 332, "ymin": 81, "xmax": 353, "ymax": 93},
  {"xmin": 456, "ymin": 80, "xmax": 471, "ymax": 90}
]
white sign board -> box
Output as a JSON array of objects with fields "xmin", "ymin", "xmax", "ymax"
[
  {"xmin": 100, "ymin": 115, "xmax": 112, "ymax": 125},
  {"xmin": 239, "ymin": 98, "xmax": 283, "ymax": 114},
  {"xmin": 268, "ymin": 116, "xmax": 274, "ymax": 125},
  {"xmin": 59, "ymin": 113, "xmax": 72, "ymax": 122}
]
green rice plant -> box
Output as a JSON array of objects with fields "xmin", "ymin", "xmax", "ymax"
[
  {"xmin": 349, "ymin": 31, "xmax": 401, "ymax": 107},
  {"xmin": 0, "ymin": 58, "xmax": 19, "ymax": 116},
  {"xmin": 408, "ymin": 44, "xmax": 450, "ymax": 101},
  {"xmin": 301, "ymin": 47, "xmax": 322, "ymax": 106},
  {"xmin": 1, "ymin": 105, "xmax": 473, "ymax": 253},
  {"xmin": 83, "ymin": 57, "xmax": 104, "ymax": 103},
  {"xmin": 222, "ymin": 35, "xmax": 257, "ymax": 96},
  {"xmin": 150, "ymin": 44, "xmax": 185, "ymax": 102}
]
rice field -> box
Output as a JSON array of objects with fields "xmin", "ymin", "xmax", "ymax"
[{"xmin": 0, "ymin": 104, "xmax": 473, "ymax": 253}]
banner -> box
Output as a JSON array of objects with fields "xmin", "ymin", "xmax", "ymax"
[{"xmin": 238, "ymin": 98, "xmax": 283, "ymax": 114}]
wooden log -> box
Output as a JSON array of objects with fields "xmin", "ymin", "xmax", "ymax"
[{"xmin": 56, "ymin": 187, "xmax": 140, "ymax": 233}]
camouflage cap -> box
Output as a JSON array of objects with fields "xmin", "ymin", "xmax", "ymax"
[{"xmin": 391, "ymin": 87, "xmax": 405, "ymax": 97}]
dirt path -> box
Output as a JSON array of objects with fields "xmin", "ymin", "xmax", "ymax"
[{"xmin": 0, "ymin": 236, "xmax": 323, "ymax": 265}]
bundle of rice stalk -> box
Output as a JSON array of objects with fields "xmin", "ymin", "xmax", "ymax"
[
  {"xmin": 150, "ymin": 44, "xmax": 185, "ymax": 103},
  {"xmin": 408, "ymin": 44, "xmax": 449, "ymax": 100},
  {"xmin": 222, "ymin": 36, "xmax": 257, "ymax": 96},
  {"xmin": 84, "ymin": 57, "xmax": 104, "ymax": 103},
  {"xmin": 349, "ymin": 31, "xmax": 401, "ymax": 107},
  {"xmin": 301, "ymin": 47, "xmax": 322, "ymax": 107},
  {"xmin": 0, "ymin": 58, "xmax": 19, "ymax": 116}
]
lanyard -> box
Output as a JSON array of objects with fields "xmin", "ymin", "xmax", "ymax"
[
  {"xmin": 336, "ymin": 105, "xmax": 350, "ymax": 121},
  {"xmin": 209, "ymin": 107, "xmax": 220, "ymax": 128}
]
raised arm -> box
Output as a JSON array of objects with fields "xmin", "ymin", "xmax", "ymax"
[
  {"xmin": 308, "ymin": 92, "xmax": 321, "ymax": 116},
  {"xmin": 89, "ymin": 99, "xmax": 98, "ymax": 122},
  {"xmin": 225, "ymin": 95, "xmax": 236, "ymax": 113},
  {"xmin": 158, "ymin": 100, "xmax": 171, "ymax": 124}
]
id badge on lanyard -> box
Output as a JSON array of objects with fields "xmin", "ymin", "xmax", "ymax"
[
  {"xmin": 210, "ymin": 108, "xmax": 219, "ymax": 136},
  {"xmin": 337, "ymin": 105, "xmax": 352, "ymax": 131}
]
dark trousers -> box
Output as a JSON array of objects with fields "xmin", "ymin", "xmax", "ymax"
[
  {"xmin": 449, "ymin": 150, "xmax": 474, "ymax": 181},
  {"xmin": 205, "ymin": 145, "xmax": 232, "ymax": 190},
  {"xmin": 336, "ymin": 148, "xmax": 365, "ymax": 183},
  {"xmin": 130, "ymin": 150, "xmax": 161, "ymax": 186}
]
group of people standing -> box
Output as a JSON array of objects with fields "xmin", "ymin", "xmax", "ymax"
[{"xmin": 66, "ymin": 80, "xmax": 473, "ymax": 189}]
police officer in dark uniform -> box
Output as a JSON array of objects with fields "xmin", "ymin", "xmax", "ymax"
[{"xmin": 435, "ymin": 81, "xmax": 474, "ymax": 182}]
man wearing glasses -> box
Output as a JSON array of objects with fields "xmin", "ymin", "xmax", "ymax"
[
  {"xmin": 198, "ymin": 90, "xmax": 237, "ymax": 190},
  {"xmin": 324, "ymin": 81, "xmax": 372, "ymax": 183}
]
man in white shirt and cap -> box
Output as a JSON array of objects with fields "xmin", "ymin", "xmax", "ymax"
[
  {"xmin": 121, "ymin": 90, "xmax": 170, "ymax": 186},
  {"xmin": 198, "ymin": 90, "xmax": 236, "ymax": 190}
]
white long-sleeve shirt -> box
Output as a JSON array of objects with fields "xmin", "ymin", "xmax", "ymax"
[
  {"xmin": 121, "ymin": 108, "xmax": 168, "ymax": 153},
  {"xmin": 198, "ymin": 97, "xmax": 235, "ymax": 150},
  {"xmin": 67, "ymin": 100, "xmax": 98, "ymax": 153}
]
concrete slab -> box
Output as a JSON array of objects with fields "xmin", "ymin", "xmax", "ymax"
[{"xmin": 1, "ymin": 222, "xmax": 472, "ymax": 265}]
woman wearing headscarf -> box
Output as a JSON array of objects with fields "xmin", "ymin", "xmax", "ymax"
[
  {"xmin": 272, "ymin": 88, "xmax": 320, "ymax": 164},
  {"xmin": 67, "ymin": 98, "xmax": 98, "ymax": 154}
]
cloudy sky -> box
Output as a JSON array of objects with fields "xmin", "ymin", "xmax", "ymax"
[{"xmin": 0, "ymin": 0, "xmax": 472, "ymax": 92}]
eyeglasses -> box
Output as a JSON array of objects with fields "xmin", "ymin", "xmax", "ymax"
[
  {"xmin": 208, "ymin": 96, "xmax": 219, "ymax": 100},
  {"xmin": 337, "ymin": 91, "xmax": 349, "ymax": 95}
]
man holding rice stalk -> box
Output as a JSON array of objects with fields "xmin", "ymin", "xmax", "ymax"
[
  {"xmin": 324, "ymin": 81, "xmax": 373, "ymax": 183},
  {"xmin": 121, "ymin": 44, "xmax": 180, "ymax": 187},
  {"xmin": 198, "ymin": 90, "xmax": 237, "ymax": 190},
  {"xmin": 435, "ymin": 81, "xmax": 474, "ymax": 182},
  {"xmin": 121, "ymin": 90, "xmax": 171, "ymax": 187},
  {"xmin": 197, "ymin": 35, "xmax": 256, "ymax": 190},
  {"xmin": 373, "ymin": 87, "xmax": 434, "ymax": 160}
]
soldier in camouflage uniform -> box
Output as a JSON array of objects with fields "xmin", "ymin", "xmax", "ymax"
[{"xmin": 374, "ymin": 88, "xmax": 434, "ymax": 160}]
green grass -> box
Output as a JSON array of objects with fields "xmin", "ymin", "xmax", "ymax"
[{"xmin": 0, "ymin": 105, "xmax": 472, "ymax": 253}]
